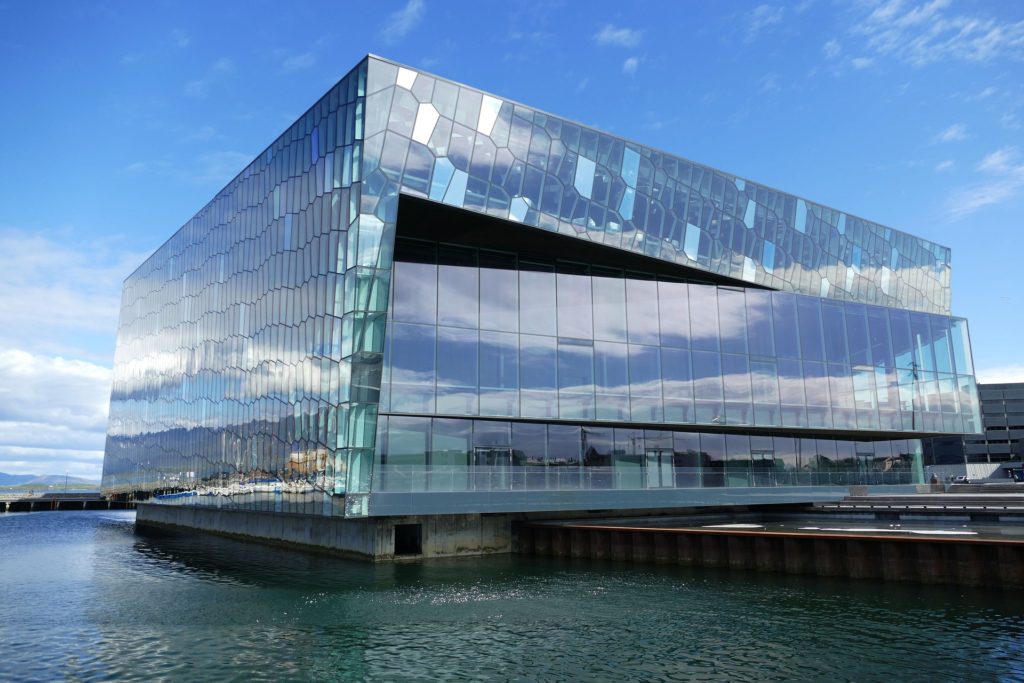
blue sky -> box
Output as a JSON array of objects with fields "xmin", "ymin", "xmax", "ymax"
[{"xmin": 1, "ymin": 0, "xmax": 1022, "ymax": 478}]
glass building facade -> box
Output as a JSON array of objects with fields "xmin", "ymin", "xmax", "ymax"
[
  {"xmin": 926, "ymin": 382, "xmax": 1024, "ymax": 466},
  {"xmin": 102, "ymin": 56, "xmax": 980, "ymax": 517}
]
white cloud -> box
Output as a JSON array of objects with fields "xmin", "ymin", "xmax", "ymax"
[
  {"xmin": 849, "ymin": 56, "xmax": 875, "ymax": 69},
  {"xmin": 822, "ymin": 39, "xmax": 841, "ymax": 59},
  {"xmin": 945, "ymin": 172, "xmax": 1024, "ymax": 219},
  {"xmin": 0, "ymin": 446, "xmax": 105, "ymax": 479},
  {"xmin": 759, "ymin": 73, "xmax": 781, "ymax": 94},
  {"xmin": 121, "ymin": 159, "xmax": 173, "ymax": 175},
  {"xmin": 642, "ymin": 115, "xmax": 679, "ymax": 131},
  {"xmin": 976, "ymin": 146, "xmax": 1016, "ymax": 173},
  {"xmin": 0, "ymin": 229, "xmax": 149, "ymax": 358},
  {"xmin": 593, "ymin": 24, "xmax": 643, "ymax": 48},
  {"xmin": 184, "ymin": 79, "xmax": 208, "ymax": 97},
  {"xmin": 184, "ymin": 58, "xmax": 234, "ymax": 97},
  {"xmin": 0, "ymin": 350, "xmax": 113, "ymax": 479},
  {"xmin": 971, "ymin": 85, "xmax": 998, "ymax": 100},
  {"xmin": 379, "ymin": 0, "xmax": 425, "ymax": 44},
  {"xmin": 281, "ymin": 52, "xmax": 316, "ymax": 72},
  {"xmin": 170, "ymin": 29, "xmax": 190, "ymax": 48},
  {"xmin": 120, "ymin": 149, "xmax": 249, "ymax": 187},
  {"xmin": 0, "ymin": 230, "xmax": 152, "ymax": 478},
  {"xmin": 945, "ymin": 147, "xmax": 1024, "ymax": 219},
  {"xmin": 194, "ymin": 150, "xmax": 253, "ymax": 186},
  {"xmin": 506, "ymin": 30, "xmax": 553, "ymax": 46},
  {"xmin": 852, "ymin": 0, "xmax": 1024, "ymax": 67},
  {"xmin": 934, "ymin": 122, "xmax": 967, "ymax": 143},
  {"xmin": 976, "ymin": 365, "xmax": 1024, "ymax": 384},
  {"xmin": 745, "ymin": 5, "xmax": 784, "ymax": 43},
  {"xmin": 0, "ymin": 351, "xmax": 110, "ymax": 431},
  {"xmin": 622, "ymin": 56, "xmax": 640, "ymax": 75},
  {"xmin": 935, "ymin": 159, "xmax": 954, "ymax": 171},
  {"xmin": 182, "ymin": 125, "xmax": 218, "ymax": 142}
]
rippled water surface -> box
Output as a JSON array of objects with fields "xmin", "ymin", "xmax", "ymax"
[{"xmin": 2, "ymin": 511, "xmax": 1023, "ymax": 682}]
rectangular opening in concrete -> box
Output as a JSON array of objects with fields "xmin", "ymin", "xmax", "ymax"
[{"xmin": 394, "ymin": 523, "xmax": 422, "ymax": 556}]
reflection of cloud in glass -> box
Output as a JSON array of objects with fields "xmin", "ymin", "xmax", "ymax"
[
  {"xmin": 106, "ymin": 58, "xmax": 978, "ymax": 501},
  {"xmin": 438, "ymin": 265, "xmax": 479, "ymax": 328},
  {"xmin": 379, "ymin": 74, "xmax": 957, "ymax": 315},
  {"xmin": 390, "ymin": 368, "xmax": 435, "ymax": 385}
]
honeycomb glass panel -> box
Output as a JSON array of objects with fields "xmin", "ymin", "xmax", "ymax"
[{"xmin": 102, "ymin": 56, "xmax": 976, "ymax": 517}]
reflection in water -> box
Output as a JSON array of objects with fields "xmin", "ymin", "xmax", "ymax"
[{"xmin": 2, "ymin": 511, "xmax": 1023, "ymax": 682}]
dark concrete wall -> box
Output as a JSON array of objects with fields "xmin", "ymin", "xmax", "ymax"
[
  {"xmin": 136, "ymin": 504, "xmax": 511, "ymax": 561},
  {"xmin": 516, "ymin": 523, "xmax": 1024, "ymax": 588}
]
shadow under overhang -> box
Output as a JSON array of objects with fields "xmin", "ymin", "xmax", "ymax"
[
  {"xmin": 380, "ymin": 410, "xmax": 960, "ymax": 442},
  {"xmin": 396, "ymin": 194, "xmax": 773, "ymax": 288}
]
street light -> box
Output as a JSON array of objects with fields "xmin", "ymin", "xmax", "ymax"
[{"xmin": 910, "ymin": 360, "xmax": 919, "ymax": 431}]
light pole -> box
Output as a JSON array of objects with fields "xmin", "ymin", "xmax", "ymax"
[{"xmin": 910, "ymin": 360, "xmax": 919, "ymax": 431}]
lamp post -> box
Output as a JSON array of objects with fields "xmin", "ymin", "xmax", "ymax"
[{"xmin": 910, "ymin": 360, "xmax": 919, "ymax": 431}]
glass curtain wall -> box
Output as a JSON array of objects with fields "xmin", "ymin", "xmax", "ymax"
[
  {"xmin": 381, "ymin": 238, "xmax": 980, "ymax": 435},
  {"xmin": 374, "ymin": 415, "xmax": 923, "ymax": 493},
  {"xmin": 363, "ymin": 58, "xmax": 953, "ymax": 316},
  {"xmin": 102, "ymin": 56, "xmax": 977, "ymax": 517},
  {"xmin": 103, "ymin": 61, "xmax": 371, "ymax": 517}
]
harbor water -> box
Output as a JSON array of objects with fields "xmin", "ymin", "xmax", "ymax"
[{"xmin": 1, "ymin": 510, "xmax": 1023, "ymax": 682}]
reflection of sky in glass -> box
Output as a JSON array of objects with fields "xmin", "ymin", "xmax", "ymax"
[
  {"xmin": 381, "ymin": 253, "xmax": 977, "ymax": 433},
  {"xmin": 366, "ymin": 57, "xmax": 952, "ymax": 315},
  {"xmin": 103, "ymin": 56, "xmax": 975, "ymax": 508}
]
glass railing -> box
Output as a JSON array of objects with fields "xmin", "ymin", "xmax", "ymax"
[{"xmin": 370, "ymin": 465, "xmax": 918, "ymax": 493}]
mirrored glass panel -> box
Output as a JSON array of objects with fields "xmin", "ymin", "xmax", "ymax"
[{"xmin": 103, "ymin": 57, "xmax": 972, "ymax": 516}]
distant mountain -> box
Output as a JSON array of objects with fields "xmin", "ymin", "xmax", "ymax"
[
  {"xmin": 0, "ymin": 473, "xmax": 36, "ymax": 486},
  {"xmin": 29, "ymin": 475, "xmax": 100, "ymax": 486},
  {"xmin": 0, "ymin": 472, "xmax": 99, "ymax": 486}
]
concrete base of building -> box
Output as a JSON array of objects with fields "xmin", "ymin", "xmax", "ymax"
[{"xmin": 135, "ymin": 503, "xmax": 512, "ymax": 561}]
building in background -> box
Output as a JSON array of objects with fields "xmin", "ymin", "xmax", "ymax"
[
  {"xmin": 925, "ymin": 382, "xmax": 1024, "ymax": 480},
  {"xmin": 102, "ymin": 56, "xmax": 982, "ymax": 558}
]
